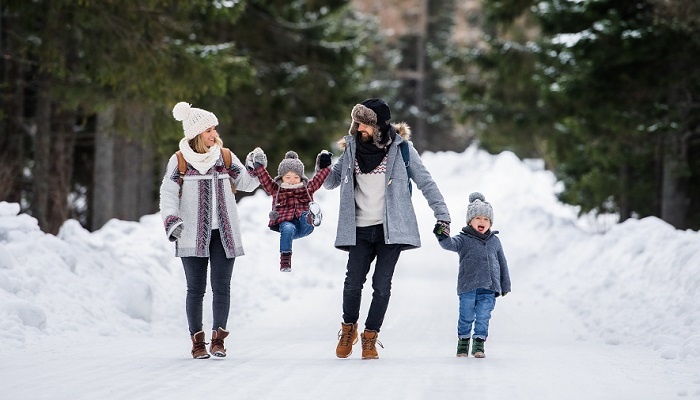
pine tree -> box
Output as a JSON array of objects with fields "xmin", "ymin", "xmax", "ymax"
[{"xmin": 455, "ymin": 0, "xmax": 700, "ymax": 229}]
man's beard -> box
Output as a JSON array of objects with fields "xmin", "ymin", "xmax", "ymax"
[{"xmin": 358, "ymin": 131, "xmax": 373, "ymax": 143}]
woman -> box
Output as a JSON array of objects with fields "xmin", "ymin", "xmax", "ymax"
[{"xmin": 159, "ymin": 101, "xmax": 262, "ymax": 359}]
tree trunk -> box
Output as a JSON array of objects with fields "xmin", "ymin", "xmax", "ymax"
[
  {"xmin": 32, "ymin": 81, "xmax": 52, "ymax": 230},
  {"xmin": 618, "ymin": 164, "xmax": 631, "ymax": 223},
  {"xmin": 660, "ymin": 133, "xmax": 689, "ymax": 229},
  {"xmin": 92, "ymin": 106, "xmax": 116, "ymax": 230},
  {"xmin": 414, "ymin": 0, "xmax": 428, "ymax": 152},
  {"xmin": 0, "ymin": 15, "xmax": 25, "ymax": 204},
  {"xmin": 113, "ymin": 135, "xmax": 138, "ymax": 221},
  {"xmin": 46, "ymin": 108, "xmax": 77, "ymax": 234},
  {"xmin": 132, "ymin": 107, "xmax": 156, "ymax": 219}
]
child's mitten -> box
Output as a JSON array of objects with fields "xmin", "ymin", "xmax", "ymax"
[{"xmin": 433, "ymin": 220, "xmax": 450, "ymax": 241}]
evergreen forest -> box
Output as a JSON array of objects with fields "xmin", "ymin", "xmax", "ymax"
[{"xmin": 1, "ymin": 0, "xmax": 698, "ymax": 233}]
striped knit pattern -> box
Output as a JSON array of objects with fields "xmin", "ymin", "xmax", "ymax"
[
  {"xmin": 228, "ymin": 163, "xmax": 242, "ymax": 180},
  {"xmin": 354, "ymin": 157, "xmax": 388, "ymax": 175},
  {"xmin": 216, "ymin": 177, "xmax": 236, "ymax": 254},
  {"xmin": 196, "ymin": 179, "xmax": 212, "ymax": 255},
  {"xmin": 164, "ymin": 215, "xmax": 181, "ymax": 232}
]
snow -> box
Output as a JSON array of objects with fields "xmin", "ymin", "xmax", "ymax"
[{"xmin": 1, "ymin": 145, "xmax": 699, "ymax": 399}]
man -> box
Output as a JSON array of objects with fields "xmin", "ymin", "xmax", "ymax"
[{"xmin": 324, "ymin": 98, "xmax": 451, "ymax": 359}]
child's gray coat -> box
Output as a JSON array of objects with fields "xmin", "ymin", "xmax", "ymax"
[{"xmin": 439, "ymin": 227, "xmax": 511, "ymax": 297}]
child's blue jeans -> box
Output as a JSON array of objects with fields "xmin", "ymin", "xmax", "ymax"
[
  {"xmin": 279, "ymin": 211, "xmax": 314, "ymax": 253},
  {"xmin": 458, "ymin": 288, "xmax": 496, "ymax": 340}
]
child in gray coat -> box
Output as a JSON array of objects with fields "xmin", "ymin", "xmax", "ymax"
[{"xmin": 434, "ymin": 192, "xmax": 511, "ymax": 358}]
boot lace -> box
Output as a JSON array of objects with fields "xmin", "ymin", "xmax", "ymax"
[
  {"xmin": 211, "ymin": 338, "xmax": 224, "ymax": 349},
  {"xmin": 192, "ymin": 340, "xmax": 207, "ymax": 353},
  {"xmin": 337, "ymin": 327, "xmax": 354, "ymax": 347},
  {"xmin": 361, "ymin": 335, "xmax": 384, "ymax": 351}
]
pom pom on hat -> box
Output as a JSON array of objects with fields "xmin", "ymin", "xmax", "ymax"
[
  {"xmin": 277, "ymin": 150, "xmax": 306, "ymax": 181},
  {"xmin": 469, "ymin": 192, "xmax": 485, "ymax": 203},
  {"xmin": 172, "ymin": 101, "xmax": 219, "ymax": 140},
  {"xmin": 467, "ymin": 192, "xmax": 493, "ymax": 224}
]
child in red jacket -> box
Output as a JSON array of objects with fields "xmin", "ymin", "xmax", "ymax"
[{"xmin": 247, "ymin": 148, "xmax": 332, "ymax": 271}]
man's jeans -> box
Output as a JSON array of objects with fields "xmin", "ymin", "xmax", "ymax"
[
  {"xmin": 181, "ymin": 230, "xmax": 235, "ymax": 335},
  {"xmin": 458, "ymin": 288, "xmax": 496, "ymax": 340},
  {"xmin": 279, "ymin": 212, "xmax": 314, "ymax": 253},
  {"xmin": 342, "ymin": 224, "xmax": 402, "ymax": 332}
]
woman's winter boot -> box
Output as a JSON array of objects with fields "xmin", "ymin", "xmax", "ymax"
[
  {"xmin": 280, "ymin": 252, "xmax": 292, "ymax": 272},
  {"xmin": 210, "ymin": 327, "xmax": 230, "ymax": 357},
  {"xmin": 456, "ymin": 338, "xmax": 470, "ymax": 357},
  {"xmin": 190, "ymin": 331, "xmax": 210, "ymax": 359},
  {"xmin": 336, "ymin": 322, "xmax": 358, "ymax": 358},
  {"xmin": 361, "ymin": 329, "xmax": 383, "ymax": 359}
]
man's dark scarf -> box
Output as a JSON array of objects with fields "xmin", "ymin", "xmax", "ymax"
[{"xmin": 355, "ymin": 126, "xmax": 396, "ymax": 173}]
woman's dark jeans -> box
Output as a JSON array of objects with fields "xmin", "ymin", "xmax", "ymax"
[
  {"xmin": 181, "ymin": 230, "xmax": 235, "ymax": 335},
  {"xmin": 342, "ymin": 224, "xmax": 402, "ymax": 332}
]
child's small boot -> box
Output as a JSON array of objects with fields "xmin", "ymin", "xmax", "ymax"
[
  {"xmin": 472, "ymin": 337, "xmax": 485, "ymax": 358},
  {"xmin": 190, "ymin": 331, "xmax": 210, "ymax": 359},
  {"xmin": 280, "ymin": 252, "xmax": 292, "ymax": 272},
  {"xmin": 456, "ymin": 338, "xmax": 470, "ymax": 357}
]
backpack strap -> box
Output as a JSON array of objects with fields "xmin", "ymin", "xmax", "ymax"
[
  {"xmin": 399, "ymin": 141, "xmax": 412, "ymax": 195},
  {"xmin": 221, "ymin": 147, "xmax": 232, "ymax": 169},
  {"xmin": 175, "ymin": 151, "xmax": 187, "ymax": 198},
  {"xmin": 221, "ymin": 147, "xmax": 236, "ymax": 194}
]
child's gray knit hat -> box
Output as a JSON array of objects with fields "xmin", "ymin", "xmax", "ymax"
[
  {"xmin": 467, "ymin": 192, "xmax": 493, "ymax": 224},
  {"xmin": 277, "ymin": 151, "xmax": 306, "ymax": 179}
]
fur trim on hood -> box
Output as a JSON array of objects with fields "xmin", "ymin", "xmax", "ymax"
[{"xmin": 338, "ymin": 122, "xmax": 412, "ymax": 150}]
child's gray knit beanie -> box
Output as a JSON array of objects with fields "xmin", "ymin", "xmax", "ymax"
[
  {"xmin": 277, "ymin": 151, "xmax": 305, "ymax": 178},
  {"xmin": 467, "ymin": 192, "xmax": 493, "ymax": 224}
]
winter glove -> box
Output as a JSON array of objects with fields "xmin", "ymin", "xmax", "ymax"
[
  {"xmin": 244, "ymin": 151, "xmax": 256, "ymax": 171},
  {"xmin": 169, "ymin": 224, "xmax": 183, "ymax": 242},
  {"xmin": 501, "ymin": 292, "xmax": 508, "ymax": 297},
  {"xmin": 245, "ymin": 147, "xmax": 268, "ymax": 171},
  {"xmin": 252, "ymin": 147, "xmax": 267, "ymax": 168},
  {"xmin": 316, "ymin": 150, "xmax": 333, "ymax": 170},
  {"xmin": 433, "ymin": 220, "xmax": 450, "ymax": 241}
]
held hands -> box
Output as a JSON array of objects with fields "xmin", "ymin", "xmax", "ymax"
[
  {"xmin": 316, "ymin": 150, "xmax": 333, "ymax": 170},
  {"xmin": 433, "ymin": 220, "xmax": 450, "ymax": 241},
  {"xmin": 245, "ymin": 147, "xmax": 268, "ymax": 171}
]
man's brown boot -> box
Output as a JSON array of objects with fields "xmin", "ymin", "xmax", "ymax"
[
  {"xmin": 210, "ymin": 327, "xmax": 230, "ymax": 357},
  {"xmin": 335, "ymin": 322, "xmax": 358, "ymax": 358},
  {"xmin": 361, "ymin": 329, "xmax": 383, "ymax": 359},
  {"xmin": 191, "ymin": 331, "xmax": 210, "ymax": 359}
]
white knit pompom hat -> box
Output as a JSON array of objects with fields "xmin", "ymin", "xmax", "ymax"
[{"xmin": 172, "ymin": 101, "xmax": 219, "ymax": 140}]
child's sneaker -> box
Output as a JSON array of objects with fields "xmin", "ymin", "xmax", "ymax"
[
  {"xmin": 472, "ymin": 337, "xmax": 485, "ymax": 358},
  {"xmin": 456, "ymin": 338, "xmax": 470, "ymax": 357},
  {"xmin": 308, "ymin": 202, "xmax": 322, "ymax": 227}
]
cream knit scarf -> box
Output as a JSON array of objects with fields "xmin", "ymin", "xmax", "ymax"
[{"xmin": 178, "ymin": 138, "xmax": 221, "ymax": 174}]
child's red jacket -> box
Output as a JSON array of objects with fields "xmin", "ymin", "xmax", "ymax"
[{"xmin": 253, "ymin": 165, "xmax": 331, "ymax": 231}]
